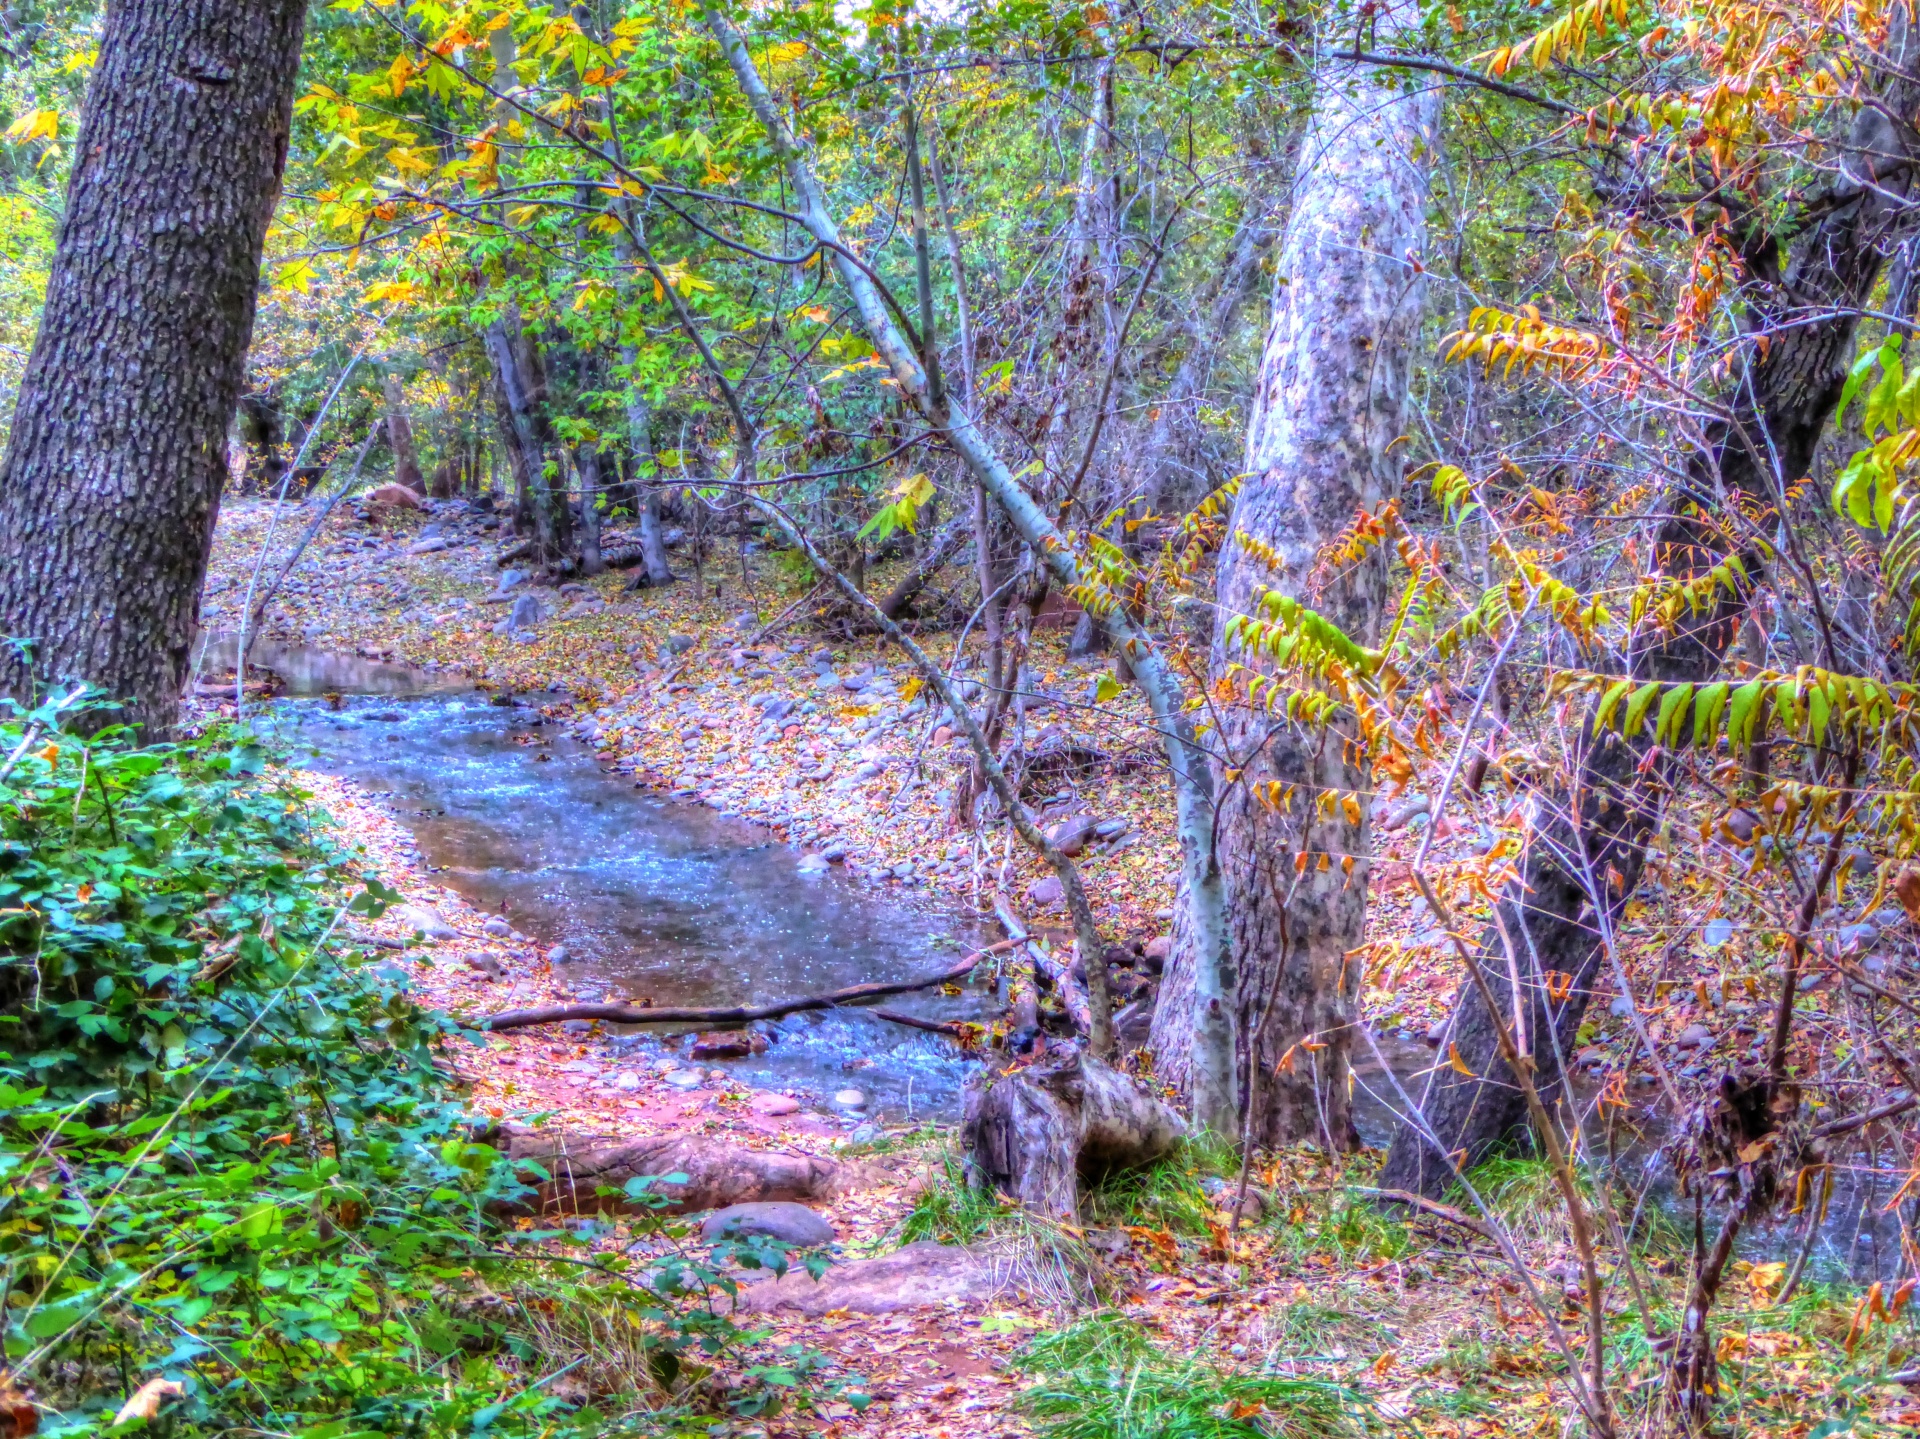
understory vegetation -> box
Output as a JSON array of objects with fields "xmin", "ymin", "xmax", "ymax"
[{"xmin": 0, "ymin": 692, "xmax": 847, "ymax": 1438}]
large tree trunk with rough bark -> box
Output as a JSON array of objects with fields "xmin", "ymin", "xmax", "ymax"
[
  {"xmin": 1377, "ymin": 26, "xmax": 1920, "ymax": 1197},
  {"xmin": 484, "ymin": 312, "xmax": 571, "ymax": 569},
  {"xmin": 0, "ymin": 0, "xmax": 306, "ymax": 736},
  {"xmin": 1151, "ymin": 23, "xmax": 1439, "ymax": 1151},
  {"xmin": 963, "ymin": 1046, "xmax": 1185, "ymax": 1219}
]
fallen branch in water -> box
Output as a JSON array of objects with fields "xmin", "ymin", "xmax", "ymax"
[
  {"xmin": 479, "ymin": 939, "xmax": 1018, "ymax": 1032},
  {"xmin": 872, "ymin": 1008, "xmax": 972, "ymax": 1038}
]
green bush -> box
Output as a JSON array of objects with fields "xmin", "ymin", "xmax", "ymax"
[{"xmin": 0, "ymin": 694, "xmax": 854, "ymax": 1438}]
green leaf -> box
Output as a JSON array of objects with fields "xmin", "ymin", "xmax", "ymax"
[
  {"xmin": 1623, "ymin": 681, "xmax": 1663, "ymax": 737},
  {"xmin": 1691, "ymin": 682, "xmax": 1729, "ymax": 747},
  {"xmin": 1808, "ymin": 682, "xmax": 1832, "ymax": 747},
  {"xmin": 1093, "ymin": 674, "xmax": 1122, "ymax": 704},
  {"xmin": 1655, "ymin": 683, "xmax": 1694, "ymax": 746},
  {"xmin": 1594, "ymin": 678, "xmax": 1633, "ymax": 731},
  {"xmin": 1728, "ymin": 679, "xmax": 1766, "ymax": 747}
]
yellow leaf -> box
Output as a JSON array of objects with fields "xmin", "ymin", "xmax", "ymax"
[
  {"xmin": 114, "ymin": 1378, "xmax": 184, "ymax": 1428},
  {"xmin": 1746, "ymin": 1261, "xmax": 1787, "ymax": 1304},
  {"xmin": 4, "ymin": 108, "xmax": 59, "ymax": 144},
  {"xmin": 1447, "ymin": 1042, "xmax": 1475, "ymax": 1077}
]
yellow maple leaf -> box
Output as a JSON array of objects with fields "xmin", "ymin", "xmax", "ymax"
[{"xmin": 4, "ymin": 109, "xmax": 59, "ymax": 145}]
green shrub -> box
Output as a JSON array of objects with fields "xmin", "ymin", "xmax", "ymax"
[{"xmin": 0, "ymin": 694, "xmax": 854, "ymax": 1438}]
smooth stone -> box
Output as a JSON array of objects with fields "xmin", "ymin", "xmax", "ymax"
[
  {"xmin": 832, "ymin": 1087, "xmax": 867, "ymax": 1109},
  {"xmin": 1025, "ymin": 875, "xmax": 1065, "ymax": 907},
  {"xmin": 613, "ymin": 1072, "xmax": 642, "ymax": 1092},
  {"xmin": 1677, "ymin": 1023, "xmax": 1714, "ymax": 1049},
  {"xmin": 822, "ymin": 843, "xmax": 849, "ymax": 863},
  {"xmin": 702, "ymin": 1201, "xmax": 835, "ymax": 1247},
  {"xmin": 483, "ymin": 917, "xmax": 512, "ymax": 938},
  {"xmin": 797, "ymin": 854, "xmax": 829, "ymax": 875},
  {"xmin": 1144, "ymin": 935, "xmax": 1173, "ymax": 962},
  {"xmin": 663, "ymin": 1068, "xmax": 706, "ymax": 1091},
  {"xmin": 546, "ymin": 943, "xmax": 574, "ymax": 965},
  {"xmin": 850, "ymin": 1123, "xmax": 879, "ymax": 1145},
  {"xmin": 1044, "ymin": 813, "xmax": 1099, "ymax": 856},
  {"xmin": 397, "ymin": 904, "xmax": 458, "ymax": 941},
  {"xmin": 465, "ymin": 953, "xmax": 505, "ymax": 979},
  {"xmin": 1837, "ymin": 921, "xmax": 1878, "ymax": 954},
  {"xmin": 409, "ymin": 537, "xmax": 450, "ymax": 555},
  {"xmin": 1609, "ymin": 995, "xmax": 1636, "ymax": 1019},
  {"xmin": 665, "ymin": 634, "xmax": 697, "ymax": 654},
  {"xmin": 1093, "ymin": 817, "xmax": 1130, "ymax": 841},
  {"xmin": 751, "ymin": 1092, "xmax": 802, "ymax": 1116},
  {"xmin": 1703, "ymin": 916, "xmax": 1734, "ymax": 949}
]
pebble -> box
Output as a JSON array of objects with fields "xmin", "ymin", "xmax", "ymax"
[
  {"xmin": 483, "ymin": 917, "xmax": 511, "ymax": 938},
  {"xmin": 546, "ymin": 943, "xmax": 573, "ymax": 965},
  {"xmin": 832, "ymin": 1087, "xmax": 867, "ymax": 1109},
  {"xmin": 664, "ymin": 1069, "xmax": 706, "ymax": 1091},
  {"xmin": 613, "ymin": 1072, "xmax": 642, "ymax": 1091},
  {"xmin": 751, "ymin": 1092, "xmax": 802, "ymax": 1116},
  {"xmin": 1677, "ymin": 1023, "xmax": 1714, "ymax": 1049},
  {"xmin": 1025, "ymin": 875, "xmax": 1065, "ymax": 907}
]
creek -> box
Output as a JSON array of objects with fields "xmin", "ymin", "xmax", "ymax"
[{"xmin": 220, "ymin": 639, "xmax": 991, "ymax": 1123}]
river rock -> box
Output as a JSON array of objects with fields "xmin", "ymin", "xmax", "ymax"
[
  {"xmin": 798, "ymin": 854, "xmax": 829, "ymax": 876},
  {"xmin": 832, "ymin": 1088, "xmax": 867, "ymax": 1109},
  {"xmin": 702, "ymin": 1201, "xmax": 835, "ymax": 1247},
  {"xmin": 1093, "ymin": 817, "xmax": 1130, "ymax": 841},
  {"xmin": 751, "ymin": 1092, "xmax": 802, "ymax": 1116},
  {"xmin": 1609, "ymin": 995, "xmax": 1636, "ymax": 1019},
  {"xmin": 1836, "ymin": 921, "xmax": 1879, "ymax": 954},
  {"xmin": 1045, "ymin": 814, "xmax": 1099, "ymax": 856},
  {"xmin": 664, "ymin": 1068, "xmax": 706, "ymax": 1091},
  {"xmin": 409, "ymin": 536, "xmax": 450, "ymax": 555},
  {"xmin": 466, "ymin": 953, "xmax": 505, "ymax": 979},
  {"xmin": 1025, "ymin": 875, "xmax": 1064, "ymax": 907},
  {"xmin": 690, "ymin": 1031, "xmax": 767, "ymax": 1060},
  {"xmin": 1724, "ymin": 808, "xmax": 1759, "ymax": 842},
  {"xmin": 483, "ymin": 917, "xmax": 512, "ymax": 938},
  {"xmin": 613, "ymin": 1071, "xmax": 642, "ymax": 1092},
  {"xmin": 1703, "ymin": 916, "xmax": 1734, "ymax": 949},
  {"xmin": 665, "ymin": 634, "xmax": 697, "ymax": 654},
  {"xmin": 397, "ymin": 904, "xmax": 458, "ymax": 941},
  {"xmin": 1677, "ymin": 1023, "xmax": 1714, "ymax": 1049},
  {"xmin": 822, "ymin": 843, "xmax": 849, "ymax": 862},
  {"xmin": 546, "ymin": 944, "xmax": 574, "ymax": 965},
  {"xmin": 1383, "ymin": 795, "xmax": 1430, "ymax": 831}
]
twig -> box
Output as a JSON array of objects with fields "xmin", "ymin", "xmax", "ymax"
[
  {"xmin": 480, "ymin": 939, "xmax": 1015, "ymax": 1032},
  {"xmin": 1357, "ymin": 1187, "xmax": 1493, "ymax": 1240}
]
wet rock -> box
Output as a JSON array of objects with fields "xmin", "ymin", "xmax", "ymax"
[
  {"xmin": 664, "ymin": 1068, "xmax": 706, "ymax": 1091},
  {"xmin": 797, "ymin": 854, "xmax": 829, "ymax": 876},
  {"xmin": 613, "ymin": 1072, "xmax": 642, "ymax": 1092},
  {"xmin": 832, "ymin": 1088, "xmax": 867, "ymax": 1109},
  {"xmin": 751, "ymin": 1092, "xmax": 802, "ymax": 1117},
  {"xmin": 1703, "ymin": 916, "xmax": 1734, "ymax": 949},
  {"xmin": 1093, "ymin": 817, "xmax": 1130, "ymax": 842},
  {"xmin": 690, "ymin": 1031, "xmax": 768, "ymax": 1061},
  {"xmin": 546, "ymin": 944, "xmax": 574, "ymax": 965},
  {"xmin": 821, "ymin": 843, "xmax": 849, "ymax": 863},
  {"xmin": 561, "ymin": 1018, "xmax": 593, "ymax": 1035},
  {"xmin": 1025, "ymin": 875, "xmax": 1064, "ymax": 907},
  {"xmin": 483, "ymin": 917, "xmax": 512, "ymax": 938},
  {"xmin": 466, "ymin": 953, "xmax": 506, "ymax": 979},
  {"xmin": 702, "ymin": 1201, "xmax": 835, "ymax": 1247}
]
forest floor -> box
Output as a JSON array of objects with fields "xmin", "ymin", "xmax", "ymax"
[{"xmin": 193, "ymin": 494, "xmax": 1919, "ymax": 1438}]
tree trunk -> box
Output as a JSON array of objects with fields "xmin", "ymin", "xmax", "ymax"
[
  {"xmin": 0, "ymin": 0, "xmax": 306, "ymax": 735},
  {"xmin": 575, "ymin": 444, "xmax": 605, "ymax": 576},
  {"xmin": 383, "ymin": 370, "xmax": 423, "ymax": 493},
  {"xmin": 964, "ymin": 1046, "xmax": 1186, "ymax": 1219},
  {"xmin": 1151, "ymin": 17, "xmax": 1440, "ymax": 1151},
  {"xmin": 620, "ymin": 360, "xmax": 676, "ymax": 587},
  {"xmin": 1377, "ymin": 16, "xmax": 1920, "ymax": 1197},
  {"xmin": 483, "ymin": 312, "xmax": 570, "ymax": 569},
  {"xmin": 237, "ymin": 392, "xmax": 287, "ymax": 498}
]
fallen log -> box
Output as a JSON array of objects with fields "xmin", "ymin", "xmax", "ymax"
[
  {"xmin": 963, "ymin": 1043, "xmax": 1186, "ymax": 1219},
  {"xmin": 495, "ymin": 1125, "xmax": 874, "ymax": 1215},
  {"xmin": 479, "ymin": 939, "xmax": 1016, "ymax": 1032}
]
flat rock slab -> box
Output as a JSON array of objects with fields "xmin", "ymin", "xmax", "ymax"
[
  {"xmin": 735, "ymin": 1241, "xmax": 1012, "ymax": 1316},
  {"xmin": 499, "ymin": 1126, "xmax": 879, "ymax": 1215},
  {"xmin": 701, "ymin": 1201, "xmax": 834, "ymax": 1247}
]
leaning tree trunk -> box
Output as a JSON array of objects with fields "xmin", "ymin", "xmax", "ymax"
[
  {"xmin": 1150, "ymin": 18, "xmax": 1440, "ymax": 1151},
  {"xmin": 383, "ymin": 370, "xmax": 423, "ymax": 494},
  {"xmin": 483, "ymin": 312, "xmax": 570, "ymax": 568},
  {"xmin": 964, "ymin": 1045, "xmax": 1185, "ymax": 1219},
  {"xmin": 1377, "ymin": 24, "xmax": 1920, "ymax": 1198},
  {"xmin": 0, "ymin": 0, "xmax": 307, "ymax": 736}
]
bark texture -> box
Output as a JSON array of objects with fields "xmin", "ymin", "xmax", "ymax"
[
  {"xmin": 0, "ymin": 0, "xmax": 307, "ymax": 735},
  {"xmin": 1152, "ymin": 28, "xmax": 1439, "ymax": 1149},
  {"xmin": 382, "ymin": 371, "xmax": 423, "ymax": 494},
  {"xmin": 963, "ymin": 1045, "xmax": 1186, "ymax": 1218},
  {"xmin": 1377, "ymin": 26, "xmax": 1920, "ymax": 1196}
]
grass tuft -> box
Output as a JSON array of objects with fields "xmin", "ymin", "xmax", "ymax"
[{"xmin": 1015, "ymin": 1314, "xmax": 1363, "ymax": 1439}]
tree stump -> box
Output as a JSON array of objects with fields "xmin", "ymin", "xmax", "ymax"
[{"xmin": 963, "ymin": 1044, "xmax": 1186, "ymax": 1218}]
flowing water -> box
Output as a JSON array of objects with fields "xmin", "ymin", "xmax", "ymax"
[{"xmin": 222, "ymin": 640, "xmax": 991, "ymax": 1121}]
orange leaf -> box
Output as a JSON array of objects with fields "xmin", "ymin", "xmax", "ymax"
[{"xmin": 1447, "ymin": 1043, "xmax": 1475, "ymax": 1077}]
